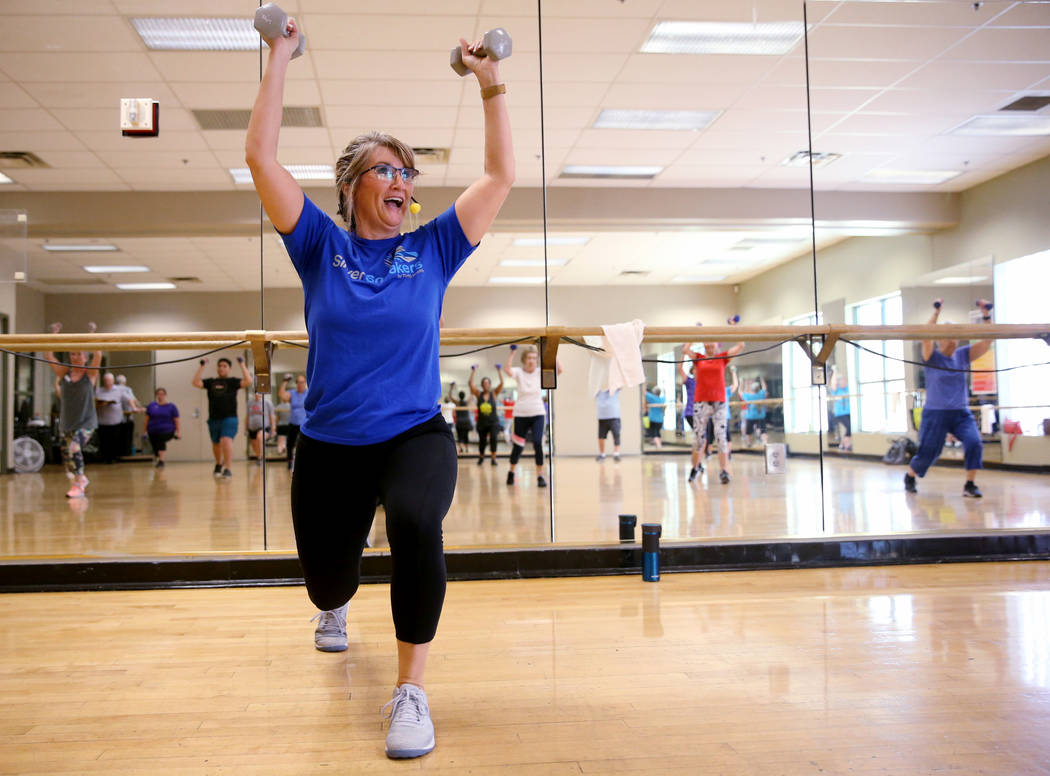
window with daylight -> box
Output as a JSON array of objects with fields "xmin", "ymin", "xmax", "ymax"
[
  {"xmin": 848, "ymin": 293, "xmax": 906, "ymax": 433},
  {"xmin": 781, "ymin": 311, "xmax": 824, "ymax": 433}
]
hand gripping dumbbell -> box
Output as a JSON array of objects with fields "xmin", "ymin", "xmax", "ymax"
[
  {"xmin": 254, "ymin": 3, "xmax": 306, "ymax": 60},
  {"xmin": 450, "ymin": 28, "xmax": 513, "ymax": 76}
]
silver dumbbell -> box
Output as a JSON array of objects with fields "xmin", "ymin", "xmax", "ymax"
[
  {"xmin": 450, "ymin": 28, "xmax": 512, "ymax": 76},
  {"xmin": 254, "ymin": 3, "xmax": 306, "ymax": 60}
]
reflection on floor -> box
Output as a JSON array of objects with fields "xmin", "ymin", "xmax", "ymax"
[
  {"xmin": 1, "ymin": 453, "xmax": 1048, "ymax": 557},
  {"xmin": 1, "ymin": 563, "xmax": 1048, "ymax": 773}
]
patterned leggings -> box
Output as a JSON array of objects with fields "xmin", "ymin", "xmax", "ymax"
[{"xmin": 61, "ymin": 429, "xmax": 91, "ymax": 478}]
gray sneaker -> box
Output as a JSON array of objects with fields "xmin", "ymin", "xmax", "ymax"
[
  {"xmin": 310, "ymin": 602, "xmax": 348, "ymax": 652},
  {"xmin": 383, "ymin": 684, "xmax": 435, "ymax": 759}
]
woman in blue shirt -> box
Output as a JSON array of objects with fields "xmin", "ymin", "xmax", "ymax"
[
  {"xmin": 247, "ymin": 19, "xmax": 514, "ymax": 760},
  {"xmin": 278, "ymin": 373, "xmax": 308, "ymax": 471}
]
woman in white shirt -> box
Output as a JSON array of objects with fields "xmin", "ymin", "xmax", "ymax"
[{"xmin": 502, "ymin": 345, "xmax": 561, "ymax": 487}]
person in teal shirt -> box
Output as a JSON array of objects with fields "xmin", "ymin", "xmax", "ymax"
[
  {"xmin": 644, "ymin": 386, "xmax": 666, "ymax": 448},
  {"xmin": 741, "ymin": 376, "xmax": 769, "ymax": 447},
  {"xmin": 829, "ymin": 366, "xmax": 851, "ymax": 452}
]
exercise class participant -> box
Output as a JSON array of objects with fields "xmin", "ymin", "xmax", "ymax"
[
  {"xmin": 595, "ymin": 388, "xmax": 622, "ymax": 461},
  {"xmin": 740, "ymin": 376, "xmax": 770, "ymax": 448},
  {"xmin": 453, "ymin": 390, "xmax": 473, "ymax": 454},
  {"xmin": 469, "ymin": 364, "xmax": 504, "ymax": 466},
  {"xmin": 247, "ymin": 17, "xmax": 513, "ymax": 760},
  {"xmin": 247, "ymin": 391, "xmax": 277, "ymax": 464},
  {"xmin": 829, "ymin": 366, "xmax": 852, "ymax": 452},
  {"xmin": 705, "ymin": 366, "xmax": 738, "ymax": 458},
  {"xmin": 644, "ymin": 386, "xmax": 665, "ymax": 448},
  {"xmin": 504, "ymin": 345, "xmax": 558, "ymax": 487},
  {"xmin": 685, "ymin": 335, "xmax": 745, "ymax": 484},
  {"xmin": 905, "ymin": 299, "xmax": 993, "ymax": 497},
  {"xmin": 278, "ymin": 373, "xmax": 308, "ymax": 470},
  {"xmin": 94, "ymin": 373, "xmax": 125, "ymax": 464},
  {"xmin": 145, "ymin": 388, "xmax": 180, "ymax": 468},
  {"xmin": 192, "ymin": 356, "xmax": 252, "ymax": 479},
  {"xmin": 679, "ymin": 361, "xmax": 696, "ymax": 435},
  {"xmin": 44, "ymin": 324, "xmax": 102, "ymax": 499}
]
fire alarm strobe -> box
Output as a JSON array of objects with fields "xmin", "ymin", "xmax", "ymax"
[{"xmin": 120, "ymin": 98, "xmax": 159, "ymax": 137}]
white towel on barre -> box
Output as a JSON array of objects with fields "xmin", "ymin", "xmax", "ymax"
[{"xmin": 586, "ymin": 320, "xmax": 645, "ymax": 395}]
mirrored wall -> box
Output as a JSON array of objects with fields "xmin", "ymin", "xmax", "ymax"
[{"xmin": 1, "ymin": 0, "xmax": 1048, "ymax": 562}]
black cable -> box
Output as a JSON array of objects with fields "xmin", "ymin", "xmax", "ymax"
[
  {"xmin": 0, "ymin": 341, "xmax": 249, "ymax": 371},
  {"xmin": 440, "ymin": 337, "xmax": 534, "ymax": 358},
  {"xmin": 840, "ymin": 337, "xmax": 1050, "ymax": 374},
  {"xmin": 561, "ymin": 335, "xmax": 801, "ymax": 363}
]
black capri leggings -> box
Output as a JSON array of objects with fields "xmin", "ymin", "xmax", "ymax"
[
  {"xmin": 477, "ymin": 423, "xmax": 500, "ymax": 456},
  {"xmin": 290, "ymin": 413, "xmax": 457, "ymax": 644},
  {"xmin": 509, "ymin": 415, "xmax": 545, "ymax": 467}
]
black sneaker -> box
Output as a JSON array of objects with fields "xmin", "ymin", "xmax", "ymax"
[
  {"xmin": 155, "ymin": 460, "xmax": 165, "ymax": 469},
  {"xmin": 222, "ymin": 468, "xmax": 233, "ymax": 479},
  {"xmin": 476, "ymin": 457, "xmax": 484, "ymax": 466},
  {"xmin": 506, "ymin": 471, "xmax": 514, "ymax": 486},
  {"xmin": 963, "ymin": 481, "xmax": 983, "ymax": 498},
  {"xmin": 719, "ymin": 470, "xmax": 730, "ymax": 485},
  {"xmin": 491, "ymin": 458, "xmax": 497, "ymax": 466},
  {"xmin": 213, "ymin": 464, "xmax": 222, "ymax": 477},
  {"xmin": 904, "ymin": 473, "xmax": 917, "ymax": 493},
  {"xmin": 537, "ymin": 475, "xmax": 547, "ymax": 488},
  {"xmin": 688, "ymin": 467, "xmax": 699, "ymax": 482}
]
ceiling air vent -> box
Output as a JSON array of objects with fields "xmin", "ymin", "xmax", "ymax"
[
  {"xmin": 619, "ymin": 270, "xmax": 650, "ymax": 277},
  {"xmin": 999, "ymin": 95, "xmax": 1050, "ymax": 112},
  {"xmin": 193, "ymin": 106, "xmax": 323, "ymax": 130},
  {"xmin": 412, "ymin": 147, "xmax": 450, "ymax": 164},
  {"xmin": 167, "ymin": 276, "xmax": 201, "ymax": 283},
  {"xmin": 0, "ymin": 152, "xmax": 50, "ymax": 169}
]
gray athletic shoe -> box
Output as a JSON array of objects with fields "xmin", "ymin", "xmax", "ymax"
[
  {"xmin": 383, "ymin": 684, "xmax": 435, "ymax": 759},
  {"xmin": 310, "ymin": 602, "xmax": 348, "ymax": 652}
]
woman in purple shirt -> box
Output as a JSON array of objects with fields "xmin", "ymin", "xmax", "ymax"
[{"xmin": 145, "ymin": 388, "xmax": 180, "ymax": 468}]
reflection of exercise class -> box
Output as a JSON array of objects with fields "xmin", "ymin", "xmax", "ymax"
[{"xmin": 1, "ymin": 2, "xmax": 1049, "ymax": 772}]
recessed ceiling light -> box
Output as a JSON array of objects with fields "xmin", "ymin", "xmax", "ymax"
[
  {"xmin": 641, "ymin": 21, "xmax": 805, "ymax": 56},
  {"xmin": 934, "ymin": 276, "xmax": 989, "ymax": 285},
  {"xmin": 131, "ymin": 17, "xmax": 258, "ymax": 51},
  {"xmin": 488, "ymin": 277, "xmax": 546, "ymax": 285},
  {"xmin": 672, "ymin": 274, "xmax": 729, "ymax": 283},
  {"xmin": 229, "ymin": 165, "xmax": 335, "ymax": 184},
  {"xmin": 499, "ymin": 259, "xmax": 569, "ymax": 268},
  {"xmin": 43, "ymin": 244, "xmax": 119, "ymax": 252},
  {"xmin": 781, "ymin": 151, "xmax": 842, "ymax": 168},
  {"xmin": 861, "ymin": 169, "xmax": 961, "ymax": 184},
  {"xmin": 560, "ymin": 165, "xmax": 663, "ymax": 179},
  {"xmin": 949, "ymin": 114, "xmax": 1050, "ymax": 136},
  {"xmin": 512, "ymin": 237, "xmax": 590, "ymax": 247},
  {"xmin": 593, "ymin": 109, "xmax": 722, "ymax": 131},
  {"xmin": 115, "ymin": 282, "xmax": 176, "ymax": 291},
  {"xmin": 83, "ymin": 265, "xmax": 149, "ymax": 273},
  {"xmin": 0, "ymin": 172, "xmax": 13, "ymax": 184}
]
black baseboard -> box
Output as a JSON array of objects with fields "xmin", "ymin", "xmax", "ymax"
[{"xmin": 2, "ymin": 533, "xmax": 1047, "ymax": 593}]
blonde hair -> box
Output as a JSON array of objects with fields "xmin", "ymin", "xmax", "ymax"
[{"xmin": 334, "ymin": 131, "xmax": 415, "ymax": 232}]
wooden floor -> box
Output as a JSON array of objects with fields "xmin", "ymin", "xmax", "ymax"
[
  {"xmin": 1, "ymin": 454, "xmax": 1049, "ymax": 557},
  {"xmin": 1, "ymin": 562, "xmax": 1048, "ymax": 774}
]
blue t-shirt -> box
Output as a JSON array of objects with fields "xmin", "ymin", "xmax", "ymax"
[
  {"xmin": 645, "ymin": 391, "xmax": 665, "ymax": 424},
  {"xmin": 595, "ymin": 389, "xmax": 621, "ymax": 420},
  {"xmin": 279, "ymin": 195, "xmax": 476, "ymax": 445},
  {"xmin": 830, "ymin": 386, "xmax": 850, "ymax": 416},
  {"xmin": 146, "ymin": 402, "xmax": 179, "ymax": 435},
  {"xmin": 288, "ymin": 389, "xmax": 307, "ymax": 426},
  {"xmin": 924, "ymin": 344, "xmax": 971, "ymax": 411},
  {"xmin": 683, "ymin": 377, "xmax": 695, "ymax": 417},
  {"xmin": 741, "ymin": 389, "xmax": 767, "ymax": 420}
]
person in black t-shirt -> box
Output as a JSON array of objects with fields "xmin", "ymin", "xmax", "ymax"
[{"xmin": 192, "ymin": 356, "xmax": 252, "ymax": 478}]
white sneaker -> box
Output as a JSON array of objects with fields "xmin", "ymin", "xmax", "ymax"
[
  {"xmin": 383, "ymin": 684, "xmax": 435, "ymax": 759},
  {"xmin": 310, "ymin": 602, "xmax": 348, "ymax": 652}
]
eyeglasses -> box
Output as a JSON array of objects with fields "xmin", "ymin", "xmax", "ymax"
[{"xmin": 366, "ymin": 164, "xmax": 420, "ymax": 183}]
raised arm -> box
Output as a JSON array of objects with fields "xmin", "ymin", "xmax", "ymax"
[
  {"xmin": 237, "ymin": 357, "xmax": 252, "ymax": 389},
  {"xmin": 970, "ymin": 299, "xmax": 994, "ymax": 361},
  {"xmin": 468, "ymin": 366, "xmax": 479, "ymax": 397},
  {"xmin": 192, "ymin": 359, "xmax": 206, "ymax": 389},
  {"xmin": 922, "ymin": 299, "xmax": 941, "ymax": 362},
  {"xmin": 452, "ymin": 38, "xmax": 515, "ymax": 246},
  {"xmin": 86, "ymin": 350, "xmax": 103, "ymax": 385},
  {"xmin": 278, "ymin": 375, "xmax": 292, "ymax": 403},
  {"xmin": 502, "ymin": 346, "xmax": 517, "ymax": 378},
  {"xmin": 494, "ymin": 367, "xmax": 504, "ymax": 396},
  {"xmin": 245, "ymin": 18, "xmax": 305, "ymax": 234},
  {"xmin": 726, "ymin": 341, "xmax": 745, "ymax": 357},
  {"xmin": 44, "ymin": 351, "xmax": 68, "ymax": 379}
]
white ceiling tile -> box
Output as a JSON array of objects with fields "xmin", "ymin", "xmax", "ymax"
[
  {"xmin": 0, "ymin": 83, "xmax": 39, "ymax": 109},
  {"xmin": 303, "ymin": 14, "xmax": 477, "ymax": 52},
  {"xmin": 276, "ymin": 128, "xmax": 334, "ymax": 149},
  {"xmin": 689, "ymin": 130, "xmax": 808, "ymax": 159},
  {"xmin": 673, "ymin": 147, "xmax": 777, "ymax": 167},
  {"xmin": 535, "ymin": 18, "xmax": 652, "ymax": 54},
  {"xmin": 862, "ymin": 88, "xmax": 1015, "ymax": 115},
  {"xmin": 571, "ymin": 128, "xmax": 698, "ymax": 151},
  {"xmin": 814, "ymin": 132, "xmax": 925, "ymax": 155},
  {"xmin": 943, "ymin": 28, "xmax": 1050, "ymax": 62},
  {"xmin": 711, "ymin": 109, "xmax": 811, "ymax": 135},
  {"xmin": 326, "ymin": 105, "xmax": 459, "ymax": 129},
  {"xmin": 94, "ymin": 150, "xmax": 220, "ymax": 170},
  {"xmin": 988, "ymin": 3, "xmax": 1050, "ymax": 27},
  {"xmin": 825, "ymin": 112, "xmax": 972, "ymax": 136},
  {"xmin": 319, "ymin": 80, "xmax": 463, "ymax": 107},
  {"xmin": 656, "ymin": 0, "xmax": 821, "ymax": 23},
  {"xmin": 10, "ymin": 167, "xmax": 126, "ymax": 187},
  {"xmin": 76, "ymin": 130, "xmax": 211, "ymax": 152},
  {"xmin": 487, "ymin": 0, "xmax": 657, "ymax": 16},
  {"xmin": 0, "ymin": 109, "xmax": 64, "ymax": 132},
  {"xmin": 2, "ymin": 1, "xmax": 115, "ymax": 13},
  {"xmin": 330, "ymin": 127, "xmax": 454, "ymax": 149},
  {"xmin": 171, "ymin": 80, "xmax": 321, "ymax": 111},
  {"xmin": 312, "ymin": 51, "xmax": 437, "ymax": 81},
  {"xmin": 0, "ymin": 53, "xmax": 163, "ymax": 83},
  {"xmin": 5, "ymin": 16, "xmax": 141, "ymax": 53},
  {"xmin": 600, "ymin": 82, "xmax": 741, "ymax": 111},
  {"xmin": 202, "ymin": 129, "xmax": 249, "ymax": 152},
  {"xmin": 147, "ymin": 52, "xmax": 267, "ymax": 84},
  {"xmin": 898, "ymin": 61, "xmax": 1050, "ymax": 91},
  {"xmin": 619, "ymin": 54, "xmax": 778, "ymax": 85},
  {"xmin": 823, "ymin": 1, "xmax": 989, "ymax": 27},
  {"xmin": 655, "ymin": 165, "xmax": 767, "ymax": 187},
  {"xmin": 21, "ymin": 81, "xmax": 179, "ymax": 109},
  {"xmin": 29, "ymin": 150, "xmax": 105, "ymax": 170},
  {"xmin": 807, "ymin": 25, "xmax": 968, "ymax": 61},
  {"xmin": 563, "ymin": 145, "xmax": 683, "ymax": 167},
  {"xmin": 304, "ymin": 0, "xmax": 477, "ymax": 13},
  {"xmin": 0, "ymin": 130, "xmax": 86, "ymax": 150},
  {"xmin": 795, "ymin": 59, "xmax": 923, "ymax": 89},
  {"xmin": 51, "ymin": 106, "xmax": 199, "ymax": 133},
  {"xmin": 113, "ymin": 0, "xmax": 272, "ymax": 13},
  {"xmin": 533, "ymin": 53, "xmax": 630, "ymax": 83}
]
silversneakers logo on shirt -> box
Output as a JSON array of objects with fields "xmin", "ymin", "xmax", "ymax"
[{"xmin": 332, "ymin": 244, "xmax": 424, "ymax": 286}]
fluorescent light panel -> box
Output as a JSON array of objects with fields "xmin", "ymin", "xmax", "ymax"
[
  {"xmin": 593, "ymin": 109, "xmax": 721, "ymax": 131},
  {"xmin": 949, "ymin": 114, "xmax": 1050, "ymax": 137},
  {"xmin": 512, "ymin": 237, "xmax": 590, "ymax": 247},
  {"xmin": 115, "ymin": 282, "xmax": 176, "ymax": 290},
  {"xmin": 861, "ymin": 169, "xmax": 961, "ymax": 184},
  {"xmin": 83, "ymin": 265, "xmax": 149, "ymax": 273},
  {"xmin": 0, "ymin": 172, "xmax": 13, "ymax": 184},
  {"xmin": 934, "ymin": 276, "xmax": 989, "ymax": 285},
  {"xmin": 499, "ymin": 259, "xmax": 569, "ymax": 268},
  {"xmin": 43, "ymin": 244, "xmax": 118, "ymax": 252},
  {"xmin": 561, "ymin": 165, "xmax": 663, "ymax": 179},
  {"xmin": 131, "ymin": 17, "xmax": 258, "ymax": 51},
  {"xmin": 229, "ymin": 165, "xmax": 335, "ymax": 184},
  {"xmin": 642, "ymin": 21, "xmax": 805, "ymax": 56},
  {"xmin": 488, "ymin": 277, "xmax": 545, "ymax": 285},
  {"xmin": 672, "ymin": 274, "xmax": 729, "ymax": 283}
]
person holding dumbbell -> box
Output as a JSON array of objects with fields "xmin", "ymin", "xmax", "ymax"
[
  {"xmin": 247, "ymin": 9, "xmax": 514, "ymax": 760},
  {"xmin": 469, "ymin": 364, "xmax": 504, "ymax": 466},
  {"xmin": 503, "ymin": 345, "xmax": 559, "ymax": 487},
  {"xmin": 685, "ymin": 332, "xmax": 745, "ymax": 484},
  {"xmin": 904, "ymin": 299, "xmax": 994, "ymax": 497},
  {"xmin": 277, "ymin": 373, "xmax": 308, "ymax": 471},
  {"xmin": 192, "ymin": 356, "xmax": 252, "ymax": 479}
]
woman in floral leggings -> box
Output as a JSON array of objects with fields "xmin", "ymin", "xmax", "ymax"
[{"xmin": 45, "ymin": 324, "xmax": 101, "ymax": 499}]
